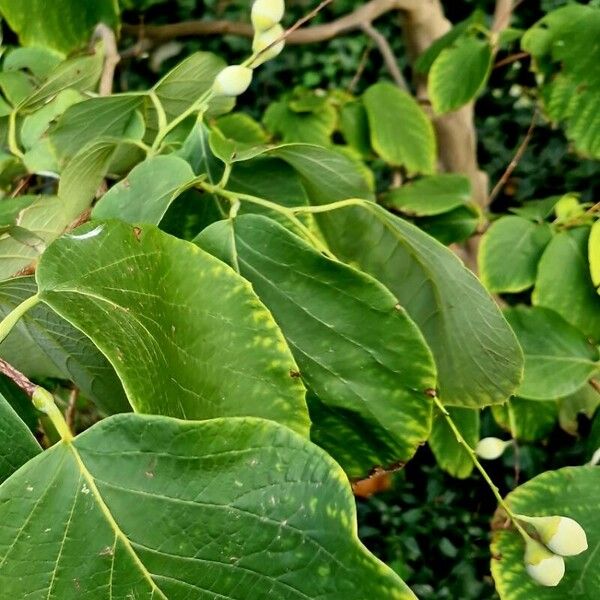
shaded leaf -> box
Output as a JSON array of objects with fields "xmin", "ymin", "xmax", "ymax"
[
  {"xmin": 196, "ymin": 215, "xmax": 436, "ymax": 476},
  {"xmin": 504, "ymin": 306, "xmax": 599, "ymax": 400},
  {"xmin": 417, "ymin": 205, "xmax": 479, "ymax": 245},
  {"xmin": 491, "ymin": 397, "xmax": 557, "ymax": 442}
]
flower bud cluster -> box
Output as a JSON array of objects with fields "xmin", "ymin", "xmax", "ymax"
[
  {"xmin": 518, "ymin": 514, "xmax": 588, "ymax": 587},
  {"xmin": 212, "ymin": 1, "xmax": 286, "ymax": 98}
]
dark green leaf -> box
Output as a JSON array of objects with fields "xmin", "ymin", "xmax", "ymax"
[{"xmin": 492, "ymin": 397, "xmax": 557, "ymax": 442}]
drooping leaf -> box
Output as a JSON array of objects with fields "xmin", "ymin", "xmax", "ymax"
[
  {"xmin": 339, "ymin": 100, "xmax": 371, "ymax": 156},
  {"xmin": 0, "ymin": 391, "xmax": 40, "ymax": 484},
  {"xmin": 0, "ymin": 0, "xmax": 120, "ymax": 54},
  {"xmin": 215, "ymin": 112, "xmax": 268, "ymax": 145},
  {"xmin": 0, "ymin": 413, "xmax": 416, "ymax": 599},
  {"xmin": 491, "ymin": 466, "xmax": 599, "ymax": 599},
  {"xmin": 479, "ymin": 216, "xmax": 553, "ymax": 293},
  {"xmin": 93, "ymin": 155, "xmax": 197, "ymax": 225},
  {"xmin": 196, "ymin": 215, "xmax": 436, "ymax": 476},
  {"xmin": 0, "ymin": 277, "xmax": 129, "ymax": 415},
  {"xmin": 383, "ymin": 174, "xmax": 472, "ymax": 217},
  {"xmin": 533, "ymin": 227, "xmax": 600, "ymax": 342},
  {"xmin": 304, "ymin": 201, "xmax": 521, "ymax": 408},
  {"xmin": 363, "ymin": 82, "xmax": 436, "ymax": 175},
  {"xmin": 429, "ymin": 36, "xmax": 492, "ymax": 115},
  {"xmin": 504, "ymin": 306, "xmax": 599, "ymax": 400},
  {"xmin": 35, "ymin": 221, "xmax": 309, "ymax": 435},
  {"xmin": 3, "ymin": 47, "xmax": 62, "ymax": 79},
  {"xmin": 429, "ymin": 406, "xmax": 479, "ymax": 479},
  {"xmin": 491, "ymin": 397, "xmax": 557, "ymax": 442}
]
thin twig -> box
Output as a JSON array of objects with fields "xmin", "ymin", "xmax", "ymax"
[
  {"xmin": 0, "ymin": 358, "xmax": 36, "ymax": 397},
  {"xmin": 361, "ymin": 21, "xmax": 409, "ymax": 91},
  {"xmin": 493, "ymin": 51, "xmax": 529, "ymax": 70},
  {"xmin": 347, "ymin": 43, "xmax": 372, "ymax": 93},
  {"xmin": 590, "ymin": 379, "xmax": 600, "ymax": 395},
  {"xmin": 488, "ymin": 108, "xmax": 538, "ymax": 205}
]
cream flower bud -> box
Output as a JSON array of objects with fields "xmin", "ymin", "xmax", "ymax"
[
  {"xmin": 475, "ymin": 437, "xmax": 511, "ymax": 460},
  {"xmin": 251, "ymin": 0, "xmax": 285, "ymax": 32},
  {"xmin": 212, "ymin": 66, "xmax": 253, "ymax": 97},
  {"xmin": 251, "ymin": 24, "xmax": 285, "ymax": 67},
  {"xmin": 518, "ymin": 515, "xmax": 588, "ymax": 556},
  {"xmin": 524, "ymin": 537, "xmax": 565, "ymax": 587}
]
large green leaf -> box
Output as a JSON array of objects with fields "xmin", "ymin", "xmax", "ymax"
[
  {"xmin": 0, "ymin": 277, "xmax": 129, "ymax": 415},
  {"xmin": 363, "ymin": 82, "xmax": 436, "ymax": 175},
  {"xmin": 35, "ymin": 221, "xmax": 309, "ymax": 434},
  {"xmin": 479, "ymin": 216, "xmax": 553, "ymax": 293},
  {"xmin": 196, "ymin": 215, "xmax": 436, "ymax": 476},
  {"xmin": 491, "ymin": 466, "xmax": 599, "ymax": 599},
  {"xmin": 0, "ymin": 413, "xmax": 415, "ymax": 599},
  {"xmin": 429, "ymin": 37, "xmax": 492, "ymax": 115},
  {"xmin": 383, "ymin": 174, "xmax": 472, "ymax": 217},
  {"xmin": 0, "ymin": 0, "xmax": 119, "ymax": 54},
  {"xmin": 533, "ymin": 227, "xmax": 600, "ymax": 342},
  {"xmin": 93, "ymin": 155, "xmax": 197, "ymax": 224},
  {"xmin": 310, "ymin": 204, "xmax": 521, "ymax": 408},
  {"xmin": 0, "ymin": 391, "xmax": 40, "ymax": 484},
  {"xmin": 504, "ymin": 306, "xmax": 599, "ymax": 400},
  {"xmin": 429, "ymin": 406, "xmax": 479, "ymax": 479},
  {"xmin": 48, "ymin": 94, "xmax": 144, "ymax": 166}
]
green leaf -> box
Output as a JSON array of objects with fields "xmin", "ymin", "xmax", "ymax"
[
  {"xmin": 415, "ymin": 13, "xmax": 484, "ymax": 73},
  {"xmin": 151, "ymin": 52, "xmax": 226, "ymax": 123},
  {"xmin": 429, "ymin": 406, "xmax": 479, "ymax": 479},
  {"xmin": 93, "ymin": 155, "xmax": 197, "ymax": 225},
  {"xmin": 363, "ymin": 82, "xmax": 436, "ymax": 175},
  {"xmin": 57, "ymin": 139, "xmax": 119, "ymax": 218},
  {"xmin": 558, "ymin": 384, "xmax": 600, "ymax": 437},
  {"xmin": 0, "ymin": 72, "xmax": 35, "ymax": 106},
  {"xmin": 479, "ymin": 216, "xmax": 553, "ymax": 293},
  {"xmin": 383, "ymin": 174, "xmax": 472, "ymax": 217},
  {"xmin": 533, "ymin": 227, "xmax": 600, "ymax": 342},
  {"xmin": 0, "ymin": 277, "xmax": 129, "ymax": 415},
  {"xmin": 0, "ymin": 414, "xmax": 414, "ymax": 598},
  {"xmin": 48, "ymin": 94, "xmax": 144, "ymax": 166},
  {"xmin": 264, "ymin": 96, "xmax": 336, "ymax": 146},
  {"xmin": 3, "ymin": 47, "xmax": 62, "ymax": 79},
  {"xmin": 215, "ymin": 112, "xmax": 268, "ymax": 145},
  {"xmin": 417, "ymin": 205, "xmax": 480, "ymax": 245},
  {"xmin": 590, "ymin": 220, "xmax": 600, "ymax": 289},
  {"xmin": 429, "ymin": 37, "xmax": 492, "ymax": 115},
  {"xmin": 196, "ymin": 215, "xmax": 436, "ymax": 476},
  {"xmin": 306, "ymin": 202, "xmax": 522, "ymax": 408},
  {"xmin": 18, "ymin": 52, "xmax": 104, "ymax": 112},
  {"xmin": 339, "ymin": 100, "xmax": 371, "ymax": 156},
  {"xmin": 504, "ymin": 306, "xmax": 599, "ymax": 400},
  {"xmin": 36, "ymin": 221, "xmax": 309, "ymax": 435},
  {"xmin": 491, "ymin": 397, "xmax": 557, "ymax": 442},
  {"xmin": 491, "ymin": 465, "xmax": 599, "ymax": 599},
  {"xmin": 0, "ymin": 195, "xmax": 68, "ymax": 279},
  {"xmin": 0, "ymin": 0, "xmax": 120, "ymax": 54},
  {"xmin": 509, "ymin": 196, "xmax": 560, "ymax": 222},
  {"xmin": 0, "ymin": 390, "xmax": 40, "ymax": 484}
]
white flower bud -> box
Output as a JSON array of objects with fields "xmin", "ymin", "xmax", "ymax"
[
  {"xmin": 251, "ymin": 0, "xmax": 285, "ymax": 32},
  {"xmin": 524, "ymin": 537, "xmax": 565, "ymax": 587},
  {"xmin": 212, "ymin": 66, "xmax": 253, "ymax": 97},
  {"xmin": 251, "ymin": 24, "xmax": 285, "ymax": 67},
  {"xmin": 475, "ymin": 437, "xmax": 511, "ymax": 460},
  {"xmin": 517, "ymin": 515, "xmax": 588, "ymax": 557}
]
